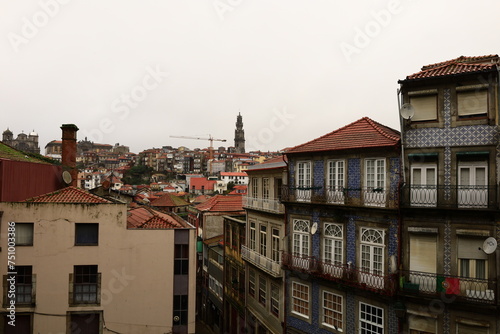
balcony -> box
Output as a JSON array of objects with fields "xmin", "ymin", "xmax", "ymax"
[
  {"xmin": 242, "ymin": 195, "xmax": 285, "ymax": 214},
  {"xmin": 281, "ymin": 186, "xmax": 398, "ymax": 209},
  {"xmin": 401, "ymin": 185, "xmax": 498, "ymax": 209},
  {"xmin": 282, "ymin": 252, "xmax": 396, "ymax": 296},
  {"xmin": 401, "ymin": 270, "xmax": 497, "ymax": 305},
  {"xmin": 241, "ymin": 245, "xmax": 282, "ymax": 277}
]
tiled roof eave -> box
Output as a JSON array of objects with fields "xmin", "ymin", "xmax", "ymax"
[
  {"xmin": 399, "ymin": 66, "xmax": 498, "ymax": 83},
  {"xmin": 285, "ymin": 142, "xmax": 400, "ymax": 155}
]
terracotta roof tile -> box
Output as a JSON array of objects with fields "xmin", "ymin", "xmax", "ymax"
[
  {"xmin": 150, "ymin": 193, "xmax": 190, "ymax": 207},
  {"xmin": 24, "ymin": 186, "xmax": 112, "ymax": 203},
  {"xmin": 403, "ymin": 55, "xmax": 499, "ymax": 81},
  {"xmin": 285, "ymin": 117, "xmax": 400, "ymax": 154},
  {"xmin": 127, "ymin": 206, "xmax": 190, "ymax": 229},
  {"xmin": 194, "ymin": 194, "xmax": 243, "ymax": 212}
]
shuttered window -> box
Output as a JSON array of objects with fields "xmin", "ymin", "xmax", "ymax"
[
  {"xmin": 410, "ymin": 95, "xmax": 437, "ymax": 121},
  {"xmin": 457, "ymin": 90, "xmax": 488, "ymax": 116},
  {"xmin": 410, "ymin": 234, "xmax": 437, "ymax": 273}
]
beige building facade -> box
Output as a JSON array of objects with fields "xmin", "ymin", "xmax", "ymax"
[{"xmin": 0, "ymin": 201, "xmax": 196, "ymax": 334}]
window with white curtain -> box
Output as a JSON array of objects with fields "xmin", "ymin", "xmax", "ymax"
[{"xmin": 15, "ymin": 223, "xmax": 34, "ymax": 246}]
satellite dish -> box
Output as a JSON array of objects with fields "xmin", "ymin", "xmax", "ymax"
[
  {"xmin": 62, "ymin": 171, "xmax": 72, "ymax": 184},
  {"xmin": 482, "ymin": 237, "xmax": 497, "ymax": 254},
  {"xmin": 311, "ymin": 222, "xmax": 318, "ymax": 235},
  {"xmin": 399, "ymin": 103, "xmax": 415, "ymax": 120}
]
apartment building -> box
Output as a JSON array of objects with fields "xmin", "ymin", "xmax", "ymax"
[
  {"xmin": 242, "ymin": 156, "xmax": 287, "ymax": 333},
  {"xmin": 0, "ymin": 186, "xmax": 196, "ymax": 334},
  {"xmin": 397, "ymin": 55, "xmax": 500, "ymax": 333},
  {"xmin": 282, "ymin": 117, "xmax": 402, "ymax": 333}
]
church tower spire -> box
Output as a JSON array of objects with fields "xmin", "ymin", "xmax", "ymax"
[{"xmin": 234, "ymin": 113, "xmax": 245, "ymax": 153}]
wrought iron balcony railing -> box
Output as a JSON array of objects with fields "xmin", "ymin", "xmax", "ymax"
[
  {"xmin": 401, "ymin": 185, "xmax": 498, "ymax": 209},
  {"xmin": 281, "ymin": 185, "xmax": 398, "ymax": 209},
  {"xmin": 241, "ymin": 245, "xmax": 283, "ymax": 277},
  {"xmin": 282, "ymin": 252, "xmax": 396, "ymax": 295},
  {"xmin": 400, "ymin": 270, "xmax": 497, "ymax": 305},
  {"xmin": 242, "ymin": 195, "xmax": 285, "ymax": 214}
]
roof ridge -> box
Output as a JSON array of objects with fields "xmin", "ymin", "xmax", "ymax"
[
  {"xmin": 365, "ymin": 117, "xmax": 401, "ymax": 142},
  {"xmin": 286, "ymin": 117, "xmax": 365, "ymax": 153}
]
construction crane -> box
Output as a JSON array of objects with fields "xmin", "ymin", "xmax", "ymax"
[{"xmin": 169, "ymin": 135, "xmax": 227, "ymax": 160}]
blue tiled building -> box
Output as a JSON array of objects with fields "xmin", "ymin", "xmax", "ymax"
[
  {"xmin": 397, "ymin": 55, "xmax": 500, "ymax": 333},
  {"xmin": 282, "ymin": 117, "xmax": 402, "ymax": 333}
]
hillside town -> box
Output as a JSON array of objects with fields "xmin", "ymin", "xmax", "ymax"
[{"xmin": 1, "ymin": 55, "xmax": 500, "ymax": 334}]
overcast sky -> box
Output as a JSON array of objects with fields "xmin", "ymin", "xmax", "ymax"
[{"xmin": 1, "ymin": 0, "xmax": 499, "ymax": 154}]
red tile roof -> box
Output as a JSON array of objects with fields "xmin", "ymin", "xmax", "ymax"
[
  {"xmin": 220, "ymin": 172, "xmax": 248, "ymax": 177},
  {"xmin": 403, "ymin": 55, "xmax": 499, "ymax": 81},
  {"xmin": 150, "ymin": 193, "xmax": 190, "ymax": 207},
  {"xmin": 194, "ymin": 194, "xmax": 244, "ymax": 212},
  {"xmin": 127, "ymin": 206, "xmax": 189, "ymax": 229},
  {"xmin": 285, "ymin": 117, "xmax": 400, "ymax": 154},
  {"xmin": 24, "ymin": 186, "xmax": 112, "ymax": 203}
]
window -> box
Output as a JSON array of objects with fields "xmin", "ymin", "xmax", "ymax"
[
  {"xmin": 409, "ymin": 234, "xmax": 437, "ymax": 292},
  {"xmin": 4, "ymin": 313, "xmax": 31, "ymax": 334},
  {"xmin": 252, "ymin": 178, "xmax": 258, "ymax": 198},
  {"xmin": 359, "ymin": 302, "xmax": 384, "ymax": 334},
  {"xmin": 259, "ymin": 275, "xmax": 267, "ymax": 306},
  {"xmin": 365, "ymin": 159, "xmax": 386, "ymax": 206},
  {"xmin": 323, "ymin": 223, "xmax": 343, "ymax": 278},
  {"xmin": 410, "ymin": 94, "xmax": 437, "ymax": 121},
  {"xmin": 208, "ymin": 275, "xmax": 222, "ymax": 300},
  {"xmin": 457, "ymin": 90, "xmax": 488, "ymax": 117},
  {"xmin": 174, "ymin": 244, "xmax": 189, "ymax": 275},
  {"xmin": 458, "ymin": 237, "xmax": 488, "ymax": 280},
  {"xmin": 75, "ymin": 223, "xmax": 99, "ymax": 246},
  {"xmin": 292, "ymin": 220, "xmax": 310, "ymax": 270},
  {"xmin": 408, "ymin": 315, "xmax": 436, "ymax": 334},
  {"xmin": 410, "ymin": 163, "xmax": 437, "ymax": 207},
  {"xmin": 13, "ymin": 266, "xmax": 34, "ymax": 305},
  {"xmin": 327, "ymin": 160, "xmax": 345, "ymax": 203},
  {"xmin": 249, "ymin": 269, "xmax": 255, "ymax": 297},
  {"xmin": 456, "ymin": 323, "xmax": 489, "ymax": 334},
  {"xmin": 72, "ymin": 265, "xmax": 99, "ymax": 304},
  {"xmin": 291, "ymin": 281, "xmax": 309, "ymax": 318},
  {"xmin": 270, "ymin": 283, "xmax": 280, "ymax": 317},
  {"xmin": 259, "ymin": 225, "xmax": 267, "ymax": 256},
  {"xmin": 249, "ymin": 221, "xmax": 256, "ymax": 251},
  {"xmin": 322, "ymin": 291, "xmax": 342, "ymax": 331},
  {"xmin": 296, "ymin": 161, "xmax": 311, "ymax": 201},
  {"xmin": 262, "ymin": 178, "xmax": 269, "ymax": 200},
  {"xmin": 173, "ymin": 295, "xmax": 188, "ymax": 326},
  {"xmin": 458, "ymin": 160, "xmax": 487, "ymax": 208},
  {"xmin": 15, "ymin": 223, "xmax": 33, "ymax": 246},
  {"xmin": 231, "ymin": 224, "xmax": 238, "ymax": 250},
  {"xmin": 69, "ymin": 312, "xmax": 101, "ymax": 334},
  {"xmin": 271, "ymin": 228, "xmax": 280, "ymax": 262},
  {"xmin": 360, "ymin": 228, "xmax": 385, "ymax": 289}
]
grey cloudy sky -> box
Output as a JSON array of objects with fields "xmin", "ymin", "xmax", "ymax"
[{"xmin": 1, "ymin": 0, "xmax": 499, "ymax": 154}]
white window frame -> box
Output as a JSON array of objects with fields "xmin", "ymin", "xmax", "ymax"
[
  {"xmin": 15, "ymin": 223, "xmax": 34, "ymax": 246},
  {"xmin": 359, "ymin": 302, "xmax": 384, "ymax": 334},
  {"xmin": 292, "ymin": 219, "xmax": 310, "ymax": 270},
  {"xmin": 364, "ymin": 158, "xmax": 386, "ymax": 207},
  {"xmin": 410, "ymin": 163, "xmax": 437, "ymax": 207},
  {"xmin": 249, "ymin": 221, "xmax": 256, "ymax": 251},
  {"xmin": 258, "ymin": 275, "xmax": 267, "ymax": 306},
  {"xmin": 296, "ymin": 161, "xmax": 312, "ymax": 202},
  {"xmin": 359, "ymin": 228, "xmax": 385, "ymax": 289},
  {"xmin": 291, "ymin": 281, "xmax": 310, "ymax": 319},
  {"xmin": 458, "ymin": 160, "xmax": 488, "ymax": 208},
  {"xmin": 251, "ymin": 178, "xmax": 258, "ymax": 198},
  {"xmin": 259, "ymin": 224, "xmax": 267, "ymax": 256},
  {"xmin": 262, "ymin": 177, "xmax": 270, "ymax": 200},
  {"xmin": 270, "ymin": 283, "xmax": 280, "ymax": 317},
  {"xmin": 322, "ymin": 290, "xmax": 343, "ymax": 331},
  {"xmin": 271, "ymin": 227, "xmax": 280, "ymax": 262},
  {"xmin": 327, "ymin": 159, "xmax": 345, "ymax": 204}
]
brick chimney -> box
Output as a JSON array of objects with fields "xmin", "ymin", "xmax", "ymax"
[{"xmin": 61, "ymin": 124, "xmax": 79, "ymax": 187}]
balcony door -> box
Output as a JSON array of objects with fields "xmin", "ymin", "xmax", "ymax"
[
  {"xmin": 409, "ymin": 234, "xmax": 437, "ymax": 292},
  {"xmin": 292, "ymin": 219, "xmax": 310, "ymax": 270},
  {"xmin": 364, "ymin": 159, "xmax": 386, "ymax": 206},
  {"xmin": 359, "ymin": 228, "xmax": 384, "ymax": 289},
  {"xmin": 327, "ymin": 160, "xmax": 345, "ymax": 204},
  {"xmin": 458, "ymin": 161, "xmax": 487, "ymax": 208},
  {"xmin": 296, "ymin": 161, "xmax": 311, "ymax": 202},
  {"xmin": 410, "ymin": 164, "xmax": 437, "ymax": 207}
]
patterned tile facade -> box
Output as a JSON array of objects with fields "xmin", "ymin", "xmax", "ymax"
[
  {"xmin": 348, "ymin": 158, "xmax": 361, "ymax": 199},
  {"xmin": 314, "ymin": 160, "xmax": 324, "ymax": 195},
  {"xmin": 388, "ymin": 219, "xmax": 398, "ymax": 273},
  {"xmin": 346, "ymin": 293, "xmax": 356, "ymax": 333},
  {"xmin": 347, "ymin": 216, "xmax": 356, "ymax": 266}
]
